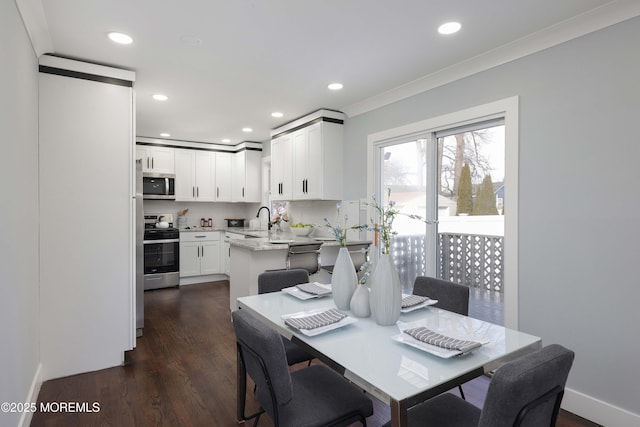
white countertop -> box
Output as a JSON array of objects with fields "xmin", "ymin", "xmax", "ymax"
[
  {"xmin": 179, "ymin": 227, "xmax": 267, "ymax": 236},
  {"xmin": 230, "ymin": 233, "xmax": 371, "ymax": 251}
]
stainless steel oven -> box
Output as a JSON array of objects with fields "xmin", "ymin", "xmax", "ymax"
[{"xmin": 143, "ymin": 214, "xmax": 180, "ymax": 290}]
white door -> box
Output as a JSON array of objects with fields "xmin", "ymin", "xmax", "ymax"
[
  {"xmin": 174, "ymin": 149, "xmax": 195, "ymax": 201},
  {"xmin": 215, "ymin": 152, "xmax": 232, "ymax": 201},
  {"xmin": 271, "ymin": 134, "xmax": 292, "ymax": 200},
  {"xmin": 305, "ymin": 123, "xmax": 322, "ymax": 199},
  {"xmin": 148, "ymin": 146, "xmax": 175, "ymax": 174},
  {"xmin": 200, "ymin": 241, "xmax": 221, "ymax": 274},
  {"xmin": 292, "ymin": 129, "xmax": 307, "ymax": 199},
  {"xmin": 195, "ymin": 151, "xmax": 215, "ymax": 201},
  {"xmin": 179, "ymin": 242, "xmax": 201, "ymax": 277}
]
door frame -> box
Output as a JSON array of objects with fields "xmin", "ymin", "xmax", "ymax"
[{"xmin": 366, "ymin": 97, "xmax": 519, "ymax": 328}]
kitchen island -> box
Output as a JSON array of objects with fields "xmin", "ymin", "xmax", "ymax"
[{"xmin": 228, "ymin": 233, "xmax": 371, "ymax": 311}]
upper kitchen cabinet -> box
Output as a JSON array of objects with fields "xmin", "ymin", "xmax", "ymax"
[
  {"xmin": 136, "ymin": 145, "xmax": 174, "ymax": 174},
  {"xmin": 271, "ymin": 109, "xmax": 344, "ymax": 201},
  {"xmin": 215, "ymin": 152, "xmax": 232, "ymax": 202},
  {"xmin": 141, "ymin": 140, "xmax": 261, "ymax": 203},
  {"xmin": 232, "ymin": 149, "xmax": 262, "ymax": 202},
  {"xmin": 271, "ymin": 133, "xmax": 293, "ymax": 200},
  {"xmin": 174, "ymin": 149, "xmax": 216, "ymax": 202}
]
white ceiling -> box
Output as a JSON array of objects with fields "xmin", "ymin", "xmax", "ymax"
[{"xmin": 24, "ymin": 0, "xmax": 636, "ymax": 145}]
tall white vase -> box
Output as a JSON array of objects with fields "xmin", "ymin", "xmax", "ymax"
[
  {"xmin": 332, "ymin": 247, "xmax": 357, "ymax": 310},
  {"xmin": 369, "ymin": 253, "xmax": 402, "ymax": 326}
]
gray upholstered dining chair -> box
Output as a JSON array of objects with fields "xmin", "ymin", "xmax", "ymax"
[
  {"xmin": 232, "ymin": 309, "xmax": 374, "ymax": 427},
  {"xmin": 413, "ymin": 276, "xmax": 470, "ymax": 317},
  {"xmin": 258, "ymin": 269, "xmax": 315, "ymax": 367},
  {"xmin": 413, "ymin": 276, "xmax": 470, "ymax": 398},
  {"xmin": 382, "ymin": 344, "xmax": 575, "ymax": 427}
]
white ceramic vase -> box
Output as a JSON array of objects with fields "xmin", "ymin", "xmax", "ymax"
[
  {"xmin": 350, "ymin": 284, "xmax": 371, "ymax": 317},
  {"xmin": 332, "ymin": 247, "xmax": 357, "ymax": 310},
  {"xmin": 369, "ymin": 253, "xmax": 402, "ymax": 326}
]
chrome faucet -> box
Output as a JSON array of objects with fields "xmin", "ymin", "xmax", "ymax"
[{"xmin": 256, "ymin": 206, "xmax": 272, "ymax": 230}]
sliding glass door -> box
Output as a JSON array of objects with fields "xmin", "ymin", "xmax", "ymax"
[{"xmin": 377, "ymin": 121, "xmax": 505, "ymax": 325}]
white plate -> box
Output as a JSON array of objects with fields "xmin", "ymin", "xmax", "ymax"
[
  {"xmin": 400, "ymin": 293, "xmax": 438, "ymax": 313},
  {"xmin": 282, "ymin": 308, "xmax": 357, "ymax": 336},
  {"xmin": 281, "ymin": 283, "xmax": 332, "ymax": 300},
  {"xmin": 392, "ymin": 333, "xmax": 464, "ymax": 359},
  {"xmin": 392, "ymin": 320, "xmax": 489, "ymax": 358}
]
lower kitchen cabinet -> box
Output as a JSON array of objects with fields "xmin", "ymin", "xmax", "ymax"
[{"xmin": 180, "ymin": 232, "xmax": 221, "ymax": 277}]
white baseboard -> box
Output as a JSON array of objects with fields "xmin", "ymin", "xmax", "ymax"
[
  {"xmin": 18, "ymin": 363, "xmax": 42, "ymax": 427},
  {"xmin": 179, "ymin": 274, "xmax": 228, "ymax": 286},
  {"xmin": 563, "ymin": 387, "xmax": 639, "ymax": 426}
]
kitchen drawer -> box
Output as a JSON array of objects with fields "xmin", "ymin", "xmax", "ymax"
[{"xmin": 180, "ymin": 231, "xmax": 221, "ymax": 242}]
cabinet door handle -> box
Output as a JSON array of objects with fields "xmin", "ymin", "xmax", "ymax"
[
  {"xmin": 242, "ymin": 187, "xmax": 245, "ymax": 198},
  {"xmin": 201, "ymin": 245, "xmax": 204, "ymax": 257},
  {"xmin": 197, "ymin": 186, "xmax": 199, "ymax": 197},
  {"xmin": 151, "ymin": 157, "xmax": 154, "ymax": 170},
  {"xmin": 217, "ymin": 187, "xmax": 219, "ymax": 198},
  {"xmin": 197, "ymin": 246, "xmax": 200, "ymax": 257},
  {"xmin": 192, "ymin": 186, "xmax": 195, "ymax": 198},
  {"xmin": 147, "ymin": 157, "xmax": 150, "ymax": 169}
]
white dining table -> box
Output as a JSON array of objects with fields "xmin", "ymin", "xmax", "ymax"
[{"xmin": 237, "ymin": 291, "xmax": 541, "ymax": 427}]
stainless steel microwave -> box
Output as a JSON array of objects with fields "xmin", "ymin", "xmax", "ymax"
[{"xmin": 143, "ymin": 173, "xmax": 175, "ymax": 200}]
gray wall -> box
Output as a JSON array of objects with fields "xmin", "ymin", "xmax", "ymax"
[
  {"xmin": 0, "ymin": 1, "xmax": 40, "ymax": 426},
  {"xmin": 343, "ymin": 17, "xmax": 640, "ymax": 417}
]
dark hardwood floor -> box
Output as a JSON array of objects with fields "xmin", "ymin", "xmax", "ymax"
[{"xmin": 31, "ymin": 281, "xmax": 600, "ymax": 427}]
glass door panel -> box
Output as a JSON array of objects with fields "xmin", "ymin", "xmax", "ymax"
[
  {"xmin": 381, "ymin": 139, "xmax": 432, "ymax": 292},
  {"xmin": 437, "ymin": 124, "xmax": 505, "ymax": 325}
]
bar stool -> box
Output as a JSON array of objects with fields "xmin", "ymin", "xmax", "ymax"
[{"xmin": 286, "ymin": 242, "xmax": 322, "ymax": 274}]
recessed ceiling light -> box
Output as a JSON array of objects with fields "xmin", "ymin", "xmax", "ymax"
[
  {"xmin": 107, "ymin": 32, "xmax": 133, "ymax": 45},
  {"xmin": 160, "ymin": 133, "xmax": 170, "ymax": 137},
  {"xmin": 242, "ymin": 127, "xmax": 253, "ymax": 133},
  {"xmin": 152, "ymin": 94, "xmax": 168, "ymax": 101},
  {"xmin": 328, "ymin": 83, "xmax": 343, "ymax": 91},
  {"xmin": 222, "ymin": 138, "xmax": 231, "ymax": 143},
  {"xmin": 271, "ymin": 112, "xmax": 284, "ymax": 118},
  {"xmin": 438, "ymin": 22, "xmax": 461, "ymax": 35}
]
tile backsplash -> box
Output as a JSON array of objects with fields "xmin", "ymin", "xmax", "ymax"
[{"xmin": 144, "ymin": 199, "xmax": 369, "ymax": 241}]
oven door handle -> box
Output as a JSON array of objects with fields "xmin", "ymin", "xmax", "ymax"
[{"xmin": 143, "ymin": 239, "xmax": 180, "ymax": 244}]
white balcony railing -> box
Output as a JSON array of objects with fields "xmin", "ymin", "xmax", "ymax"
[{"xmin": 392, "ymin": 233, "xmax": 504, "ymax": 293}]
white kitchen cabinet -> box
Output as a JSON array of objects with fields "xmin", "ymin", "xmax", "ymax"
[
  {"xmin": 180, "ymin": 232, "xmax": 221, "ymax": 277},
  {"xmin": 174, "ymin": 149, "xmax": 216, "ymax": 202},
  {"xmin": 223, "ymin": 232, "xmax": 245, "ymax": 275},
  {"xmin": 136, "ymin": 145, "xmax": 174, "ymax": 174},
  {"xmin": 271, "ymin": 110, "xmax": 344, "ymax": 201},
  {"xmin": 195, "ymin": 151, "xmax": 216, "ymax": 201},
  {"xmin": 270, "ymin": 134, "xmax": 293, "ymax": 200},
  {"xmin": 292, "ymin": 121, "xmax": 343, "ymax": 200},
  {"xmin": 232, "ymin": 149, "xmax": 261, "ymax": 202},
  {"xmin": 215, "ymin": 152, "xmax": 232, "ymax": 201}
]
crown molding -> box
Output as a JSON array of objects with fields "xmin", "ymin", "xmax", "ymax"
[
  {"xmin": 16, "ymin": 0, "xmax": 53, "ymax": 57},
  {"xmin": 343, "ymin": 0, "xmax": 640, "ymax": 118}
]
